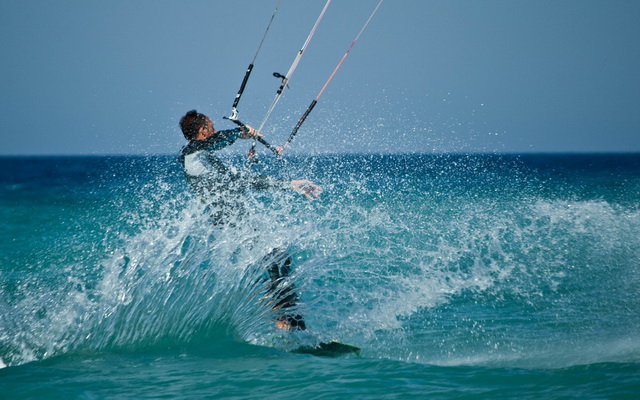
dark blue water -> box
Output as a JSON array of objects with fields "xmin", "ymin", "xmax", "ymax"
[{"xmin": 1, "ymin": 154, "xmax": 639, "ymax": 398}]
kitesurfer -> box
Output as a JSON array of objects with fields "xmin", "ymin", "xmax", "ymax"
[{"xmin": 178, "ymin": 109, "xmax": 320, "ymax": 330}]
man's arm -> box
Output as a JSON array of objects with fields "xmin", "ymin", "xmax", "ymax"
[
  {"xmin": 240, "ymin": 125, "xmax": 322, "ymax": 199},
  {"xmin": 200, "ymin": 129, "xmax": 242, "ymax": 151},
  {"xmin": 246, "ymin": 175, "xmax": 321, "ymax": 200}
]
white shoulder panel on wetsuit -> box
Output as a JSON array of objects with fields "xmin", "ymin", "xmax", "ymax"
[{"xmin": 184, "ymin": 151, "xmax": 208, "ymax": 176}]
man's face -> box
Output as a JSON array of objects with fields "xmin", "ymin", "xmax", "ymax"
[{"xmin": 200, "ymin": 118, "xmax": 215, "ymax": 140}]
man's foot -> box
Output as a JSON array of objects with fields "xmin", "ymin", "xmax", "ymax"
[{"xmin": 275, "ymin": 315, "xmax": 307, "ymax": 331}]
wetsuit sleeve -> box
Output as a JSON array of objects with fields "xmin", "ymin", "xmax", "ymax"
[
  {"xmin": 246, "ymin": 174, "xmax": 290, "ymax": 191},
  {"xmin": 200, "ymin": 129, "xmax": 242, "ymax": 151}
]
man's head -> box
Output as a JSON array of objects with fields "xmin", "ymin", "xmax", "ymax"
[{"xmin": 180, "ymin": 110, "xmax": 213, "ymax": 140}]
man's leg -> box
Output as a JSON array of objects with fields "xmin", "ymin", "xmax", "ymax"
[{"xmin": 263, "ymin": 248, "xmax": 307, "ymax": 331}]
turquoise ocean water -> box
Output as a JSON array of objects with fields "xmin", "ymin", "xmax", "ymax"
[{"xmin": 1, "ymin": 153, "xmax": 639, "ymax": 399}]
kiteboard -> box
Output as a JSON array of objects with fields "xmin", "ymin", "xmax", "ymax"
[{"xmin": 292, "ymin": 340, "xmax": 361, "ymax": 357}]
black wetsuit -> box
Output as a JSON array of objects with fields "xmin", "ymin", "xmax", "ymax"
[{"xmin": 179, "ymin": 129, "xmax": 306, "ymax": 330}]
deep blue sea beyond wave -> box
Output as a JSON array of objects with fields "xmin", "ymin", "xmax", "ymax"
[{"xmin": 1, "ymin": 153, "xmax": 639, "ymax": 399}]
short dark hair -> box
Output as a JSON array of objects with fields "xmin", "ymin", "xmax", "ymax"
[{"xmin": 179, "ymin": 110, "xmax": 208, "ymax": 140}]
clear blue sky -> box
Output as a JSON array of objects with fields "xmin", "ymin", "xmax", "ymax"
[{"xmin": 1, "ymin": 0, "xmax": 639, "ymax": 155}]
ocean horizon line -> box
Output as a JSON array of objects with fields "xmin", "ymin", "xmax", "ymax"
[{"xmin": 1, "ymin": 151, "xmax": 640, "ymax": 159}]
